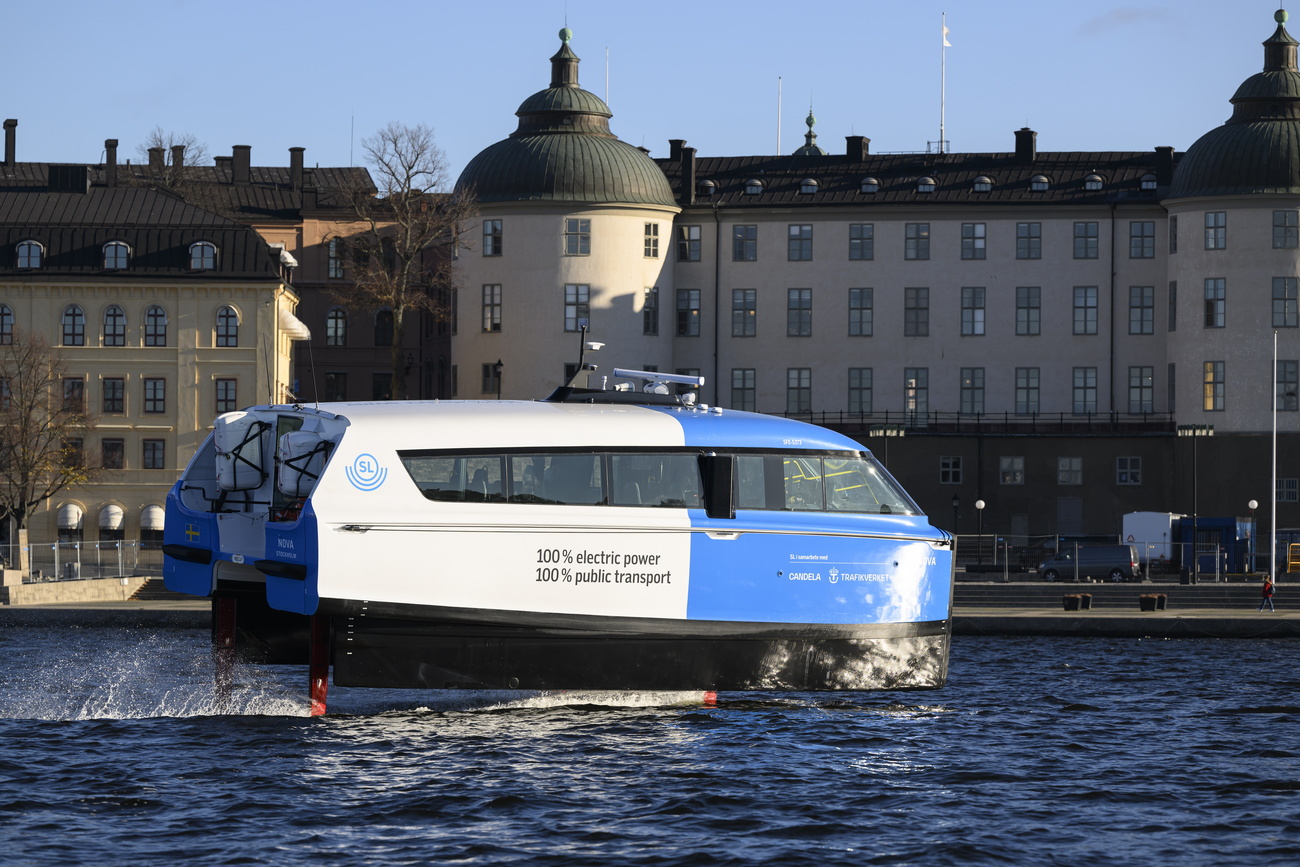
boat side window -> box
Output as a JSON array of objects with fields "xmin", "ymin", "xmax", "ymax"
[
  {"xmin": 735, "ymin": 453, "xmax": 919, "ymax": 515},
  {"xmin": 401, "ymin": 455, "xmax": 507, "ymax": 502},
  {"xmin": 610, "ymin": 454, "xmax": 701, "ymax": 508},
  {"xmin": 511, "ymin": 455, "xmax": 604, "ymax": 505}
]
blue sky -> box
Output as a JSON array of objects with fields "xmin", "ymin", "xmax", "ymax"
[{"xmin": 1, "ymin": 1, "xmax": 1288, "ymax": 183}]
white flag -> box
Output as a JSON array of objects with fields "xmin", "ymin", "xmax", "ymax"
[{"xmin": 943, "ymin": 24, "xmax": 952, "ymax": 47}]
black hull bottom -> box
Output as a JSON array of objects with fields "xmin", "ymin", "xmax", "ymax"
[{"xmin": 331, "ymin": 615, "xmax": 950, "ymax": 692}]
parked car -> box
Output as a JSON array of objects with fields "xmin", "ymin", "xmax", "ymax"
[{"xmin": 1038, "ymin": 544, "xmax": 1141, "ymax": 582}]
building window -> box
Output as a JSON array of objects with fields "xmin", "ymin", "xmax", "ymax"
[
  {"xmin": 1279, "ymin": 478, "xmax": 1299, "ymax": 503},
  {"xmin": 563, "ymin": 218, "xmax": 590, "ymax": 256},
  {"xmin": 481, "ymin": 363, "xmax": 501, "ymax": 395},
  {"xmin": 1016, "ymin": 287, "xmax": 1041, "ymax": 336},
  {"xmin": 1073, "ymin": 222, "xmax": 1098, "ymax": 259},
  {"xmin": 327, "ymin": 238, "xmax": 345, "ymax": 277},
  {"xmin": 145, "ymin": 305, "xmax": 167, "ymax": 347},
  {"xmin": 973, "ymin": 176, "xmax": 993, "ymax": 193},
  {"xmin": 1073, "ymin": 367, "xmax": 1098, "ymax": 414},
  {"xmin": 644, "ymin": 223, "xmax": 660, "ymax": 258},
  {"xmin": 1058, "ymin": 457, "xmax": 1083, "ymax": 486},
  {"xmin": 563, "ymin": 284, "xmax": 589, "ymax": 332},
  {"xmin": 904, "ymin": 368, "xmax": 928, "ymax": 422},
  {"xmin": 1275, "ymin": 211, "xmax": 1299, "ymax": 249},
  {"xmin": 372, "ymin": 373, "xmax": 393, "ymax": 401},
  {"xmin": 860, "ymin": 178, "xmax": 880, "ymax": 194},
  {"xmin": 143, "ymin": 378, "xmax": 165, "ymax": 414},
  {"xmin": 1073, "ymin": 287, "xmax": 1098, "ymax": 335},
  {"xmin": 1129, "ymin": 222, "xmax": 1155, "ymax": 258},
  {"xmin": 0, "ymin": 304, "xmax": 11, "ymax": 344},
  {"xmin": 102, "ymin": 438, "xmax": 124, "ymax": 470},
  {"xmin": 786, "ymin": 368, "xmax": 811, "ymax": 414},
  {"xmin": 960, "ymin": 367, "xmax": 985, "ymax": 414},
  {"xmin": 940, "ymin": 456, "xmax": 962, "ymax": 485},
  {"xmin": 732, "ymin": 289, "xmax": 756, "ymax": 337},
  {"xmin": 483, "ymin": 219, "xmax": 503, "ymax": 256},
  {"xmin": 324, "ymin": 372, "xmax": 347, "ymax": 401},
  {"xmin": 848, "ymin": 368, "xmax": 872, "ymax": 414},
  {"xmin": 216, "ymin": 306, "xmax": 239, "ymax": 347},
  {"xmin": 61, "ymin": 437, "xmax": 84, "ymax": 470},
  {"xmin": 1016, "ymin": 223, "xmax": 1041, "ymax": 259},
  {"xmin": 677, "ymin": 225, "xmax": 701, "ymax": 262},
  {"xmin": 103, "ymin": 305, "xmax": 126, "ymax": 347},
  {"xmin": 143, "ymin": 439, "xmax": 165, "ymax": 470},
  {"xmin": 102, "ymin": 377, "xmax": 124, "ymax": 414},
  {"xmin": 190, "ymin": 241, "xmax": 217, "ymax": 270},
  {"xmin": 731, "ymin": 369, "xmax": 755, "ymax": 412},
  {"xmin": 1274, "ymin": 277, "xmax": 1299, "ymax": 328},
  {"xmin": 1203, "ymin": 361, "xmax": 1225, "ymax": 411},
  {"xmin": 787, "ymin": 224, "xmax": 813, "ymax": 261},
  {"xmin": 799, "ymin": 178, "xmax": 818, "ymax": 195},
  {"xmin": 326, "ymin": 308, "xmax": 347, "ymax": 346},
  {"xmin": 916, "ymin": 177, "xmax": 937, "ymax": 193},
  {"xmin": 786, "ymin": 289, "xmax": 811, "ymax": 336},
  {"xmin": 849, "ymin": 224, "xmax": 874, "ymax": 260},
  {"xmin": 904, "ymin": 288, "xmax": 929, "ymax": 336},
  {"xmin": 62, "ymin": 377, "xmax": 84, "ymax": 411},
  {"xmin": 1029, "ymin": 175, "xmax": 1050, "ymax": 192},
  {"xmin": 1140, "ymin": 174, "xmax": 1158, "ymax": 191},
  {"xmin": 1279, "ymin": 361, "xmax": 1299, "ymax": 411},
  {"xmin": 1016, "ymin": 367, "xmax": 1040, "ymax": 414},
  {"xmin": 849, "ymin": 288, "xmax": 873, "ymax": 336},
  {"xmin": 1204, "ymin": 211, "xmax": 1226, "ymax": 249},
  {"xmin": 697, "ymin": 180, "xmax": 716, "ymax": 198},
  {"xmin": 481, "ymin": 284, "xmax": 502, "ymax": 333},
  {"xmin": 1170, "ymin": 216, "xmax": 1178, "ymax": 253},
  {"xmin": 16, "ymin": 240, "xmax": 42, "ymax": 269},
  {"xmin": 1128, "ymin": 366, "xmax": 1154, "ymax": 413},
  {"xmin": 905, "ymin": 223, "xmax": 930, "ymax": 260},
  {"xmin": 62, "ymin": 305, "xmax": 85, "ymax": 346},
  {"xmin": 960, "ymin": 287, "xmax": 985, "ymax": 336},
  {"xmin": 732, "ymin": 225, "xmax": 757, "ymax": 261},
  {"xmin": 643, "ymin": 287, "xmax": 659, "ymax": 336},
  {"xmin": 103, "ymin": 241, "xmax": 129, "ymax": 269},
  {"xmin": 1000, "ymin": 456, "xmax": 1025, "ymax": 485},
  {"xmin": 372, "ymin": 309, "xmax": 393, "ymax": 347},
  {"xmin": 1204, "ymin": 278, "xmax": 1226, "ymax": 328},
  {"xmin": 1083, "ymin": 174, "xmax": 1104, "ymax": 191},
  {"xmin": 215, "ymin": 378, "xmax": 237, "ymax": 413},
  {"xmin": 961, "ymin": 223, "xmax": 986, "ymax": 260},
  {"xmin": 1129, "ymin": 286, "xmax": 1154, "ymax": 335},
  {"xmin": 676, "ymin": 289, "xmax": 700, "ymax": 337},
  {"xmin": 744, "ymin": 178, "xmax": 764, "ymax": 195},
  {"xmin": 1117, "ymin": 457, "xmax": 1142, "ymax": 486},
  {"xmin": 1169, "ymin": 281, "xmax": 1178, "ymax": 331}
]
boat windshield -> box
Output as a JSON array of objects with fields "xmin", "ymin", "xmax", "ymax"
[{"xmin": 735, "ymin": 454, "xmax": 921, "ymax": 516}]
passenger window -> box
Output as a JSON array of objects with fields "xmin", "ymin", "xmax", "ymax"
[
  {"xmin": 784, "ymin": 457, "xmax": 825, "ymax": 511},
  {"xmin": 401, "ymin": 455, "xmax": 506, "ymax": 502},
  {"xmin": 511, "ymin": 455, "xmax": 604, "ymax": 505},
  {"xmin": 611, "ymin": 454, "xmax": 702, "ymax": 508}
]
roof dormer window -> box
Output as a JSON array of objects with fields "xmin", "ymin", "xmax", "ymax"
[
  {"xmin": 744, "ymin": 178, "xmax": 764, "ymax": 195},
  {"xmin": 1140, "ymin": 173, "xmax": 1158, "ymax": 191},
  {"xmin": 860, "ymin": 177, "xmax": 880, "ymax": 194},
  {"xmin": 1029, "ymin": 175, "xmax": 1050, "ymax": 192},
  {"xmin": 189, "ymin": 241, "xmax": 217, "ymax": 270},
  {"xmin": 1084, "ymin": 174, "xmax": 1104, "ymax": 191},
  {"xmin": 103, "ymin": 241, "xmax": 130, "ymax": 270},
  {"xmin": 799, "ymin": 178, "xmax": 819, "ymax": 195},
  {"xmin": 697, "ymin": 179, "xmax": 716, "ymax": 197},
  {"xmin": 972, "ymin": 176, "xmax": 993, "ymax": 193},
  {"xmin": 16, "ymin": 240, "xmax": 42, "ymax": 269},
  {"xmin": 916, "ymin": 177, "xmax": 937, "ymax": 193}
]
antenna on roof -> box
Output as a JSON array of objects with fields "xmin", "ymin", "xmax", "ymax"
[{"xmin": 777, "ymin": 76, "xmax": 782, "ymax": 154}]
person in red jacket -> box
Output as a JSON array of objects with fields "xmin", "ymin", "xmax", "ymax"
[{"xmin": 1258, "ymin": 576, "xmax": 1276, "ymax": 612}]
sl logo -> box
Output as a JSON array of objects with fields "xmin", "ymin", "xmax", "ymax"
[{"xmin": 345, "ymin": 453, "xmax": 387, "ymax": 491}]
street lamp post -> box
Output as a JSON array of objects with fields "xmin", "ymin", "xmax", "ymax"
[
  {"xmin": 1178, "ymin": 424, "xmax": 1214, "ymax": 583},
  {"xmin": 975, "ymin": 499, "xmax": 986, "ymax": 567}
]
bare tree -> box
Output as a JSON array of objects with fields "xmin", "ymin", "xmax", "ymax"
[
  {"xmin": 331, "ymin": 122, "xmax": 476, "ymax": 400},
  {"xmin": 0, "ymin": 331, "xmax": 99, "ymax": 531},
  {"xmin": 131, "ymin": 127, "xmax": 213, "ymax": 201}
]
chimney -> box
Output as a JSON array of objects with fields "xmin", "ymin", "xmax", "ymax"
[
  {"xmin": 104, "ymin": 139, "xmax": 118, "ymax": 187},
  {"xmin": 171, "ymin": 144, "xmax": 185, "ymax": 171},
  {"xmin": 148, "ymin": 147, "xmax": 164, "ymax": 171},
  {"xmin": 669, "ymin": 139, "xmax": 685, "ymax": 161},
  {"xmin": 289, "ymin": 147, "xmax": 304, "ymax": 191},
  {"xmin": 681, "ymin": 146, "xmax": 696, "ymax": 206},
  {"xmin": 845, "ymin": 135, "xmax": 870, "ymax": 161},
  {"xmin": 233, "ymin": 145, "xmax": 251, "ymax": 184},
  {"xmin": 1014, "ymin": 127, "xmax": 1037, "ymax": 163},
  {"xmin": 3, "ymin": 119, "xmax": 15, "ymax": 166},
  {"xmin": 1154, "ymin": 146, "xmax": 1175, "ymax": 186}
]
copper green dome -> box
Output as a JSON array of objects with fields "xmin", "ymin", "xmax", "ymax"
[
  {"xmin": 1170, "ymin": 12, "xmax": 1300, "ymax": 198},
  {"xmin": 455, "ymin": 31, "xmax": 675, "ymax": 206}
]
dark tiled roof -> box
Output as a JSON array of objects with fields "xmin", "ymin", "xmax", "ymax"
[{"xmin": 657, "ymin": 150, "xmax": 1176, "ymax": 209}]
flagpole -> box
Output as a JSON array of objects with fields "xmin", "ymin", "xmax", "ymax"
[
  {"xmin": 777, "ymin": 76, "xmax": 783, "ymax": 154},
  {"xmin": 940, "ymin": 13, "xmax": 950, "ymax": 154}
]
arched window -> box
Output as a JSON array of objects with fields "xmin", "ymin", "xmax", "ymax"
[
  {"xmin": 189, "ymin": 241, "xmax": 217, "ymax": 270},
  {"xmin": 0, "ymin": 304, "xmax": 13, "ymax": 345},
  {"xmin": 145, "ymin": 305, "xmax": 168, "ymax": 347},
  {"xmin": 16, "ymin": 240, "xmax": 42, "ymax": 269},
  {"xmin": 103, "ymin": 241, "xmax": 130, "ymax": 269},
  {"xmin": 972, "ymin": 176, "xmax": 993, "ymax": 192},
  {"xmin": 374, "ymin": 309, "xmax": 394, "ymax": 347},
  {"xmin": 326, "ymin": 308, "xmax": 348, "ymax": 347},
  {"xmin": 1029, "ymin": 175, "xmax": 1050, "ymax": 192},
  {"xmin": 103, "ymin": 305, "xmax": 126, "ymax": 347},
  {"xmin": 799, "ymin": 178, "xmax": 819, "ymax": 195},
  {"xmin": 916, "ymin": 177, "xmax": 937, "ymax": 193},
  {"xmin": 1140, "ymin": 173, "xmax": 1158, "ymax": 191},
  {"xmin": 743, "ymin": 178, "xmax": 764, "ymax": 195},
  {"xmin": 62, "ymin": 305, "xmax": 85, "ymax": 346},
  {"xmin": 216, "ymin": 306, "xmax": 239, "ymax": 347},
  {"xmin": 1084, "ymin": 174, "xmax": 1104, "ymax": 191},
  {"xmin": 697, "ymin": 179, "xmax": 716, "ymax": 197},
  {"xmin": 860, "ymin": 177, "xmax": 880, "ymax": 194}
]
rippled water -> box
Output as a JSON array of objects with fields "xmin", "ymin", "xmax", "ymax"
[{"xmin": 0, "ymin": 626, "xmax": 1296, "ymax": 866}]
